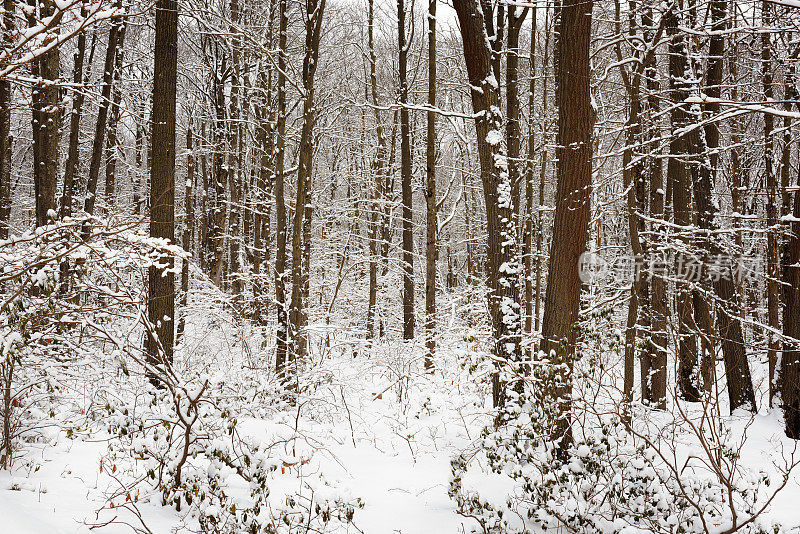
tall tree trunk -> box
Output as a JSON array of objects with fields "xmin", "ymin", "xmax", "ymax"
[
  {"xmin": 453, "ymin": 0, "xmax": 522, "ymax": 408},
  {"xmin": 62, "ymin": 21, "xmax": 95, "ymax": 219},
  {"xmin": 289, "ymin": 0, "xmax": 326, "ymax": 362},
  {"xmin": 398, "ymin": 0, "xmax": 415, "ymax": 340},
  {"xmin": 506, "ymin": 7, "xmax": 527, "ymax": 235},
  {"xmin": 228, "ymin": 0, "xmax": 243, "ymax": 300},
  {"xmin": 666, "ymin": 5, "xmax": 700, "ymax": 402},
  {"xmin": 762, "ymin": 0, "xmax": 780, "ymax": 405},
  {"xmin": 685, "ymin": 1, "xmax": 756, "ymax": 413},
  {"xmin": 145, "ymin": 0, "xmax": 178, "ymax": 375},
  {"xmin": 643, "ymin": 7, "xmax": 667, "ymax": 403},
  {"xmin": 177, "ymin": 125, "xmax": 194, "ymax": 342},
  {"xmin": 32, "ymin": 0, "xmax": 60, "ymax": 228},
  {"xmin": 535, "ymin": 8, "xmax": 551, "ymax": 338},
  {"xmin": 524, "ymin": 5, "xmax": 538, "ymax": 355},
  {"xmin": 104, "ymin": 21, "xmax": 127, "ymax": 211},
  {"xmin": 209, "ymin": 58, "xmax": 228, "ymax": 286},
  {"xmin": 783, "ymin": 171, "xmax": 800, "ymax": 438},
  {"xmin": 366, "ymin": 0, "xmax": 387, "ymax": 341},
  {"xmin": 0, "ymin": 0, "xmax": 13, "ymax": 238},
  {"xmin": 424, "ymin": 0, "xmax": 436, "ymax": 369},
  {"xmin": 274, "ymin": 0, "xmax": 289, "ymax": 376},
  {"xmin": 540, "ymin": 0, "xmax": 594, "ymax": 454},
  {"xmin": 84, "ymin": 3, "xmax": 122, "ymax": 217}
]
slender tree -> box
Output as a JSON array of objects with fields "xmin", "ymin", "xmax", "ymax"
[
  {"xmin": 398, "ymin": 0, "xmax": 415, "ymax": 340},
  {"xmin": 0, "ymin": 0, "xmax": 15, "ymax": 238},
  {"xmin": 423, "ymin": 0, "xmax": 436, "ymax": 368}
]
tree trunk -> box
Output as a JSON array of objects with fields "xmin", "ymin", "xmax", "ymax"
[
  {"xmin": 289, "ymin": 0, "xmax": 326, "ymax": 362},
  {"xmin": 146, "ymin": 0, "xmax": 178, "ymax": 376},
  {"xmin": 453, "ymin": 0, "xmax": 523, "ymax": 408},
  {"xmin": 32, "ymin": 0, "xmax": 60, "ymax": 228},
  {"xmin": 84, "ymin": 4, "xmax": 122, "ymax": 217},
  {"xmin": 762, "ymin": 0, "xmax": 780, "ymax": 405},
  {"xmin": 274, "ymin": 0, "xmax": 289, "ymax": 376},
  {"xmin": 424, "ymin": 0, "xmax": 437, "ymax": 369},
  {"xmin": 666, "ymin": 5, "xmax": 700, "ymax": 402},
  {"xmin": 366, "ymin": 0, "xmax": 387, "ymax": 341},
  {"xmin": 506, "ymin": 7, "xmax": 526, "ymax": 235},
  {"xmin": 540, "ymin": 0, "xmax": 594, "ymax": 454},
  {"xmin": 398, "ymin": 0, "xmax": 415, "ymax": 340},
  {"xmin": 177, "ymin": 125, "xmax": 194, "ymax": 342},
  {"xmin": 0, "ymin": 0, "xmax": 13, "ymax": 238},
  {"xmin": 783, "ymin": 175, "xmax": 800, "ymax": 438},
  {"xmin": 62, "ymin": 21, "xmax": 95, "ymax": 219},
  {"xmin": 104, "ymin": 21, "xmax": 127, "ymax": 211},
  {"xmin": 524, "ymin": 5, "xmax": 538, "ymax": 355}
]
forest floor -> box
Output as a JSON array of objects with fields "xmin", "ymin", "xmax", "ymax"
[
  {"xmin": 2, "ymin": 288, "xmax": 800, "ymax": 533},
  {"xmin": 0, "ymin": 292, "xmax": 498, "ymax": 533}
]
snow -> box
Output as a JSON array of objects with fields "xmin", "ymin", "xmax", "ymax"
[{"xmin": 0, "ymin": 293, "xmax": 492, "ymax": 533}]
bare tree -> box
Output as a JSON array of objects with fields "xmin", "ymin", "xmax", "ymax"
[
  {"xmin": 398, "ymin": 0, "xmax": 414, "ymax": 340},
  {"xmin": 452, "ymin": 0, "xmax": 522, "ymax": 408}
]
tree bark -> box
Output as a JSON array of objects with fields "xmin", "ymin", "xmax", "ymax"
[
  {"xmin": 424, "ymin": 0, "xmax": 437, "ymax": 369},
  {"xmin": 0, "ymin": 0, "xmax": 13, "ymax": 238},
  {"xmin": 540, "ymin": 0, "xmax": 594, "ymax": 454},
  {"xmin": 399, "ymin": 0, "xmax": 415, "ymax": 340},
  {"xmin": 453, "ymin": 0, "xmax": 523, "ymax": 409},
  {"xmin": 289, "ymin": 0, "xmax": 326, "ymax": 361},
  {"xmin": 62, "ymin": 21, "xmax": 95, "ymax": 219},
  {"xmin": 32, "ymin": 0, "xmax": 60, "ymax": 228},
  {"xmin": 177, "ymin": 125, "xmax": 194, "ymax": 342},
  {"xmin": 84, "ymin": 3, "xmax": 122, "ymax": 217},
  {"xmin": 666, "ymin": 5, "xmax": 700, "ymax": 402},
  {"xmin": 274, "ymin": 0, "xmax": 289, "ymax": 376},
  {"xmin": 146, "ymin": 0, "xmax": 178, "ymax": 375}
]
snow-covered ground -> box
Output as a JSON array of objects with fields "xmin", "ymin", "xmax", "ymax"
[
  {"xmin": 0, "ymin": 306, "xmax": 496, "ymax": 533},
  {"xmin": 3, "ymin": 291, "xmax": 800, "ymax": 533}
]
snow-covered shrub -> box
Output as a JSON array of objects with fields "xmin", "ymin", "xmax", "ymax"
[
  {"xmin": 103, "ymin": 368, "xmax": 361, "ymax": 533},
  {"xmin": 450, "ymin": 308, "xmax": 782, "ymax": 534},
  {"xmin": 1, "ymin": 217, "xmax": 157, "ymax": 467}
]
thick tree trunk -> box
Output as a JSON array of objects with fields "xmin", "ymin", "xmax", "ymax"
[
  {"xmin": 145, "ymin": 0, "xmax": 178, "ymax": 375},
  {"xmin": 666, "ymin": 6, "xmax": 700, "ymax": 402},
  {"xmin": 687, "ymin": 0, "xmax": 756, "ymax": 412},
  {"xmin": 32, "ymin": 0, "xmax": 60, "ymax": 228},
  {"xmin": 783, "ymin": 180, "xmax": 800, "ymax": 438},
  {"xmin": 540, "ymin": 0, "xmax": 593, "ymax": 454}
]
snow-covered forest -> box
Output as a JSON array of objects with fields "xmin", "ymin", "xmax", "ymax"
[{"xmin": 2, "ymin": 0, "xmax": 800, "ymax": 531}]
